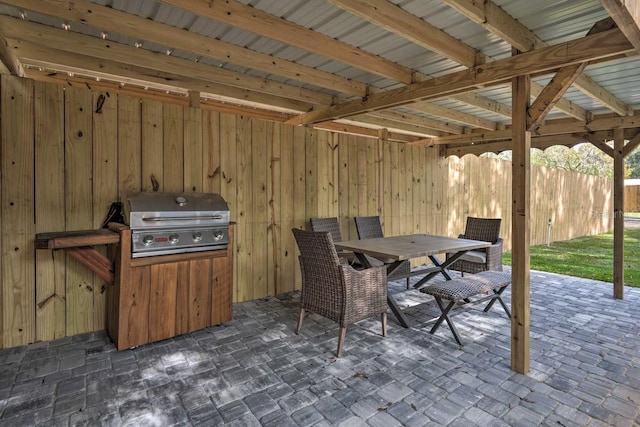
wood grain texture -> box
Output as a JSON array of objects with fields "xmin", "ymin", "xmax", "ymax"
[
  {"xmin": 65, "ymin": 85, "xmax": 94, "ymax": 336},
  {"xmin": 92, "ymin": 89, "xmax": 118, "ymax": 330},
  {"xmin": 511, "ymin": 73, "xmax": 531, "ymax": 374},
  {"xmin": 203, "ymin": 110, "xmax": 221, "ymax": 194},
  {"xmin": 149, "ymin": 262, "xmax": 179, "ymax": 342},
  {"xmin": 163, "ymin": 103, "xmax": 184, "ymax": 193},
  {"xmin": 184, "ymin": 106, "xmax": 203, "ymax": 192},
  {"xmin": 34, "ymin": 81, "xmax": 65, "ymax": 342},
  {"xmin": 141, "ymin": 98, "xmax": 164, "ymax": 192},
  {"xmin": 118, "ymin": 95, "xmax": 142, "ymax": 198},
  {"xmin": 1, "ymin": 76, "xmax": 35, "ymax": 347},
  {"xmin": 252, "ymin": 118, "xmax": 268, "ymax": 300},
  {"xmin": 235, "ymin": 115, "xmax": 252, "ymax": 302},
  {"xmin": 188, "ymin": 258, "xmax": 212, "ymax": 332}
]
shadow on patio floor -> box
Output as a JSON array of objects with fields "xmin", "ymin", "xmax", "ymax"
[{"xmin": 1, "ymin": 269, "xmax": 639, "ymax": 426}]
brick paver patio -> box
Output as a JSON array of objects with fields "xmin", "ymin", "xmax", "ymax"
[{"xmin": 1, "ymin": 269, "xmax": 639, "ymax": 426}]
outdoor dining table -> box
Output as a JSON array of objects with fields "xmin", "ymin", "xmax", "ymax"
[{"xmin": 334, "ymin": 234, "xmax": 491, "ymax": 328}]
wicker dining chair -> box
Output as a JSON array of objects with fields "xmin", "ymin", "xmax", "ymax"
[
  {"xmin": 309, "ymin": 217, "xmax": 356, "ymax": 265},
  {"xmin": 292, "ymin": 228, "xmax": 387, "ymax": 357},
  {"xmin": 446, "ymin": 217, "xmax": 503, "ymax": 275},
  {"xmin": 353, "ymin": 216, "xmax": 412, "ymax": 288}
]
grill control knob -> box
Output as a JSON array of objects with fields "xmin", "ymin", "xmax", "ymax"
[
  {"xmin": 142, "ymin": 235, "xmax": 154, "ymax": 246},
  {"xmin": 175, "ymin": 196, "xmax": 188, "ymax": 206},
  {"xmin": 213, "ymin": 231, "xmax": 224, "ymax": 241},
  {"xmin": 169, "ymin": 234, "xmax": 179, "ymax": 244},
  {"xmin": 192, "ymin": 231, "xmax": 203, "ymax": 242}
]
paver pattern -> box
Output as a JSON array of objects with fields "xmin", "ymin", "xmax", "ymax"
[{"xmin": 1, "ymin": 269, "xmax": 639, "ymax": 426}]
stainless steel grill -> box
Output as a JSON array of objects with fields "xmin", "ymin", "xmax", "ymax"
[{"xmin": 127, "ymin": 192, "xmax": 230, "ymax": 258}]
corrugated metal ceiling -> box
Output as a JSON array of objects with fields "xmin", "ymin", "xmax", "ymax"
[{"xmin": 0, "ymin": 0, "xmax": 637, "ymax": 142}]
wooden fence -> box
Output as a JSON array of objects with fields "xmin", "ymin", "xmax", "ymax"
[
  {"xmin": 624, "ymin": 185, "xmax": 640, "ymax": 212},
  {"xmin": 0, "ymin": 76, "xmax": 613, "ymax": 349}
]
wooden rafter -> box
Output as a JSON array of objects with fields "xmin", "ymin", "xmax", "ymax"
[
  {"xmin": 575, "ymin": 132, "xmax": 615, "ymax": 157},
  {"xmin": 2, "ymin": 0, "xmax": 370, "ymax": 97},
  {"xmin": 0, "ymin": 33, "xmax": 22, "ymax": 76},
  {"xmin": 450, "ymin": 91, "xmax": 513, "ymax": 119},
  {"xmin": 622, "ymin": 129, "xmax": 640, "ymax": 157},
  {"xmin": 350, "ymin": 114, "xmax": 445, "ymax": 138},
  {"xmin": 286, "ymin": 28, "xmax": 634, "ymax": 125},
  {"xmin": 313, "ymin": 121, "xmax": 425, "ymax": 143},
  {"xmin": 529, "ymin": 82, "xmax": 589, "ymax": 121},
  {"xmin": 158, "ymin": 0, "xmax": 414, "ymax": 84},
  {"xmin": 432, "ymin": 112, "xmax": 640, "ymax": 146},
  {"xmin": 600, "ymin": 0, "xmax": 640, "ymax": 53},
  {"xmin": 327, "ymin": 0, "xmax": 480, "ymax": 67},
  {"xmin": 0, "ymin": 20, "xmax": 334, "ymax": 106},
  {"xmin": 368, "ymin": 110, "xmax": 463, "ymax": 134},
  {"xmin": 442, "ymin": 0, "xmax": 632, "ymax": 116},
  {"xmin": 23, "ymin": 68, "xmax": 294, "ymax": 122},
  {"xmin": 409, "ymin": 101, "xmax": 497, "ymax": 130},
  {"xmin": 528, "ymin": 63, "xmax": 588, "ymax": 131}
]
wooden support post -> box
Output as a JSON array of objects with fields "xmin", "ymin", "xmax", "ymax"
[
  {"xmin": 613, "ymin": 127, "xmax": 625, "ymax": 299},
  {"xmin": 511, "ymin": 72, "xmax": 531, "ymax": 374}
]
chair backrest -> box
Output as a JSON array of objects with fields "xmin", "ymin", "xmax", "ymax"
[
  {"xmin": 354, "ymin": 216, "xmax": 384, "ymax": 239},
  {"xmin": 292, "ymin": 229, "xmax": 343, "ymax": 299},
  {"xmin": 464, "ymin": 217, "xmax": 502, "ymax": 243},
  {"xmin": 310, "ymin": 217, "xmax": 343, "ymax": 243}
]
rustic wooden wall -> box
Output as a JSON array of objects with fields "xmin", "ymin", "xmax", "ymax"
[{"xmin": 0, "ymin": 76, "xmax": 613, "ymax": 349}]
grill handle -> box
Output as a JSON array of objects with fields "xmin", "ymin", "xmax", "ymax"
[{"xmin": 142, "ymin": 215, "xmax": 224, "ymax": 222}]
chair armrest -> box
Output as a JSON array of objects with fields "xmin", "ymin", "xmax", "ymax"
[
  {"xmin": 458, "ymin": 233, "xmax": 466, "ymax": 239},
  {"xmin": 341, "ymin": 265, "xmax": 387, "ymax": 298},
  {"xmin": 485, "ymin": 238, "xmax": 503, "ymax": 270}
]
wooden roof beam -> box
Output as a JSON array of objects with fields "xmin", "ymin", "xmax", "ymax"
[
  {"xmin": 2, "ymin": 0, "xmax": 370, "ymax": 97},
  {"xmin": 600, "ymin": 0, "xmax": 640, "ymax": 53},
  {"xmin": 528, "ymin": 63, "xmax": 588, "ymax": 131},
  {"xmin": 433, "ymin": 111, "xmax": 640, "ymax": 146},
  {"xmin": 286, "ymin": 28, "xmax": 634, "ymax": 125},
  {"xmin": 576, "ymin": 132, "xmax": 615, "ymax": 157},
  {"xmin": 529, "ymin": 82, "xmax": 589, "ymax": 121},
  {"xmin": 158, "ymin": 0, "xmax": 415, "ymax": 84},
  {"xmin": 314, "ymin": 121, "xmax": 427, "ymax": 143},
  {"xmin": 7, "ymin": 0, "xmax": 476, "ymax": 137},
  {"xmin": 622, "ymin": 129, "xmax": 640, "ymax": 157},
  {"xmin": 442, "ymin": 0, "xmax": 632, "ymax": 116},
  {"xmin": 408, "ymin": 101, "xmax": 498, "ymax": 130},
  {"xmin": 350, "ymin": 114, "xmax": 446, "ymax": 138},
  {"xmin": 9, "ymin": 40, "xmax": 320, "ymax": 114},
  {"xmin": 0, "ymin": 33, "xmax": 22, "ymax": 76},
  {"xmin": 367, "ymin": 109, "xmax": 463, "ymax": 134},
  {"xmin": 327, "ymin": 0, "xmax": 481, "ymax": 67},
  {"xmin": 450, "ymin": 91, "xmax": 513, "ymax": 119},
  {"xmin": 0, "ymin": 18, "xmax": 335, "ymax": 106}
]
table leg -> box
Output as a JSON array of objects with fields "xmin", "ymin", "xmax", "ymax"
[
  {"xmin": 387, "ymin": 293, "xmax": 411, "ymax": 328},
  {"xmin": 413, "ymin": 251, "xmax": 468, "ymax": 289}
]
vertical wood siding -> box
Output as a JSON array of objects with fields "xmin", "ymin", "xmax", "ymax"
[{"xmin": 0, "ymin": 77, "xmax": 614, "ymax": 349}]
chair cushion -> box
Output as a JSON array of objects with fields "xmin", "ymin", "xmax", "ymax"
[{"xmin": 457, "ymin": 250, "xmax": 486, "ymax": 264}]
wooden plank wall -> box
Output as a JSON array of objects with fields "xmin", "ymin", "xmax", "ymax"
[
  {"xmin": 624, "ymin": 185, "xmax": 640, "ymax": 212},
  {"xmin": 0, "ymin": 76, "xmax": 614, "ymax": 349}
]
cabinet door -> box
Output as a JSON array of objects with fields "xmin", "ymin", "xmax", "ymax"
[
  {"xmin": 188, "ymin": 258, "xmax": 213, "ymax": 332},
  {"xmin": 212, "ymin": 256, "xmax": 232, "ymax": 325},
  {"xmin": 149, "ymin": 262, "xmax": 182, "ymax": 342}
]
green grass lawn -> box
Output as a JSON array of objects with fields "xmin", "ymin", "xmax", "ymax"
[
  {"xmin": 625, "ymin": 212, "xmax": 640, "ymax": 219},
  {"xmin": 502, "ymin": 228, "xmax": 640, "ymax": 287}
]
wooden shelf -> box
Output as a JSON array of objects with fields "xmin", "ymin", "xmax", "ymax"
[
  {"xmin": 35, "ymin": 229, "xmax": 120, "ymax": 249},
  {"xmin": 35, "ymin": 228, "xmax": 121, "ymax": 285}
]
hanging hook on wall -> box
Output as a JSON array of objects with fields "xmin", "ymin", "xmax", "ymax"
[{"xmin": 95, "ymin": 94, "xmax": 106, "ymax": 114}]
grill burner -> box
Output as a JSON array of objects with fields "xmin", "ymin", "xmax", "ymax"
[{"xmin": 127, "ymin": 192, "xmax": 230, "ymax": 258}]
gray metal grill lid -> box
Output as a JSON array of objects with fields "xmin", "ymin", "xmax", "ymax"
[{"xmin": 127, "ymin": 192, "xmax": 230, "ymax": 230}]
